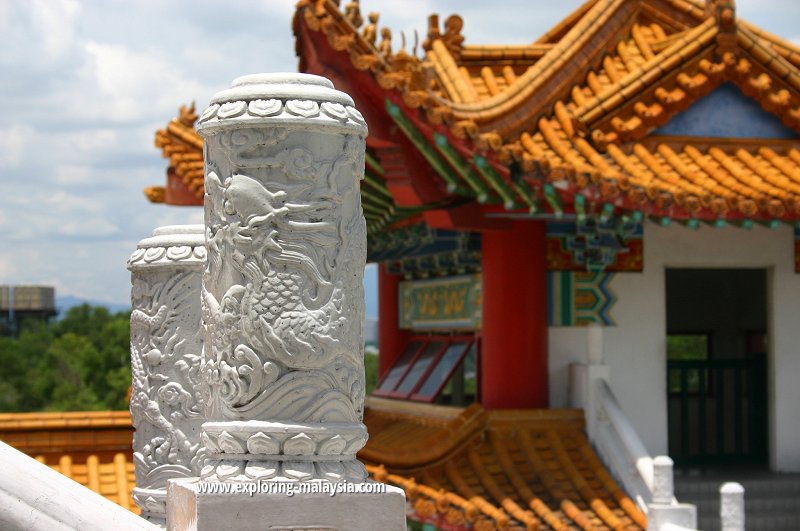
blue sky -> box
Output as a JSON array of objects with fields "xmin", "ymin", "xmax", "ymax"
[{"xmin": 0, "ymin": 1, "xmax": 798, "ymax": 318}]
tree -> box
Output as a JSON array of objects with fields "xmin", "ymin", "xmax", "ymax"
[{"xmin": 0, "ymin": 304, "xmax": 132, "ymax": 412}]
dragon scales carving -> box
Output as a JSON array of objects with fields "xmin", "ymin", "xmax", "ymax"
[
  {"xmin": 128, "ymin": 225, "xmax": 206, "ymax": 522},
  {"xmin": 196, "ymin": 74, "xmax": 369, "ymax": 483}
]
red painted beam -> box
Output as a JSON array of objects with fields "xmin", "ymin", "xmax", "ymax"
[{"xmin": 480, "ymin": 220, "xmax": 548, "ymax": 409}]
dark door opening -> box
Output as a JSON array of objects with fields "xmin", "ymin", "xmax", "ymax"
[{"xmin": 666, "ymin": 268, "xmax": 768, "ymax": 467}]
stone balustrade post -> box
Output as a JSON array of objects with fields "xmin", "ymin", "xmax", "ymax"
[
  {"xmin": 651, "ymin": 455, "xmax": 674, "ymax": 504},
  {"xmin": 720, "ymin": 482, "xmax": 745, "ymax": 531},
  {"xmin": 166, "ymin": 73, "xmax": 405, "ymax": 531},
  {"xmin": 128, "ymin": 225, "xmax": 206, "ymax": 525}
]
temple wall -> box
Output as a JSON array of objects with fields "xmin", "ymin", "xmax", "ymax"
[{"xmin": 548, "ymin": 223, "xmax": 800, "ymax": 471}]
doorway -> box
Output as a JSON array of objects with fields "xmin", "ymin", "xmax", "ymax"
[{"xmin": 666, "ymin": 268, "xmax": 768, "ymax": 467}]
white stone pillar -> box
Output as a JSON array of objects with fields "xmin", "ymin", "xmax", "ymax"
[
  {"xmin": 651, "ymin": 455, "xmax": 674, "ymax": 504},
  {"xmin": 128, "ymin": 225, "xmax": 207, "ymax": 525},
  {"xmin": 720, "ymin": 482, "xmax": 745, "ymax": 531},
  {"xmin": 167, "ymin": 74, "xmax": 404, "ymax": 531}
]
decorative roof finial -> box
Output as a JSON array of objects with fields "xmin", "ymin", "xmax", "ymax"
[
  {"xmin": 421, "ymin": 13, "xmax": 465, "ymax": 59},
  {"xmin": 378, "ymin": 27, "xmax": 392, "ymax": 56},
  {"xmin": 423, "ymin": 14, "xmax": 440, "ymax": 52},
  {"xmin": 706, "ymin": 0, "xmax": 736, "ymax": 54},
  {"xmin": 344, "ymin": 0, "xmax": 363, "ymax": 29},
  {"xmin": 362, "ymin": 12, "xmax": 379, "ymax": 46}
]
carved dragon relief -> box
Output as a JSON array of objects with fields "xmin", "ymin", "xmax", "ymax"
[
  {"xmin": 129, "ymin": 268, "xmax": 205, "ymax": 514},
  {"xmin": 200, "ymin": 127, "xmax": 368, "ymax": 481}
]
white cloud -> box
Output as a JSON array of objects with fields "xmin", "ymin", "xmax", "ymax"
[
  {"xmin": 56, "ymin": 218, "xmax": 120, "ymax": 238},
  {"xmin": 82, "ymin": 41, "xmax": 209, "ymax": 122},
  {"xmin": 0, "ymin": 124, "xmax": 35, "ymax": 167},
  {"xmin": 54, "ymin": 165, "xmax": 93, "ymax": 185},
  {"xmin": 29, "ymin": 0, "xmax": 80, "ymax": 60}
]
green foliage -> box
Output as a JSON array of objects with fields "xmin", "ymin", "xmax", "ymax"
[
  {"xmin": 0, "ymin": 304, "xmax": 131, "ymax": 412},
  {"xmin": 364, "ymin": 350, "xmax": 378, "ymax": 396},
  {"xmin": 667, "ymin": 334, "xmax": 709, "ymax": 361}
]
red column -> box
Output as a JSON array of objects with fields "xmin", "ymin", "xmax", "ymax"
[
  {"xmin": 480, "ymin": 220, "xmax": 548, "ymax": 409},
  {"xmin": 378, "ymin": 263, "xmax": 411, "ymax": 379}
]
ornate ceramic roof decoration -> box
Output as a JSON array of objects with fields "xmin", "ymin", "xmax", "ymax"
[
  {"xmin": 147, "ymin": 0, "xmax": 800, "ymax": 262},
  {"xmin": 151, "ymin": 103, "xmax": 204, "ymax": 205},
  {"xmin": 293, "ymin": 0, "xmax": 800, "ymax": 226}
]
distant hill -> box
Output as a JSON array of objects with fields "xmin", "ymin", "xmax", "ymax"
[
  {"xmin": 55, "ymin": 295, "xmax": 131, "ymax": 317},
  {"xmin": 54, "ymin": 264, "xmax": 377, "ymax": 320}
]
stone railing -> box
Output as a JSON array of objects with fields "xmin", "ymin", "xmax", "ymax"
[
  {"xmin": 128, "ymin": 73, "xmax": 405, "ymax": 531},
  {"xmin": 570, "ymin": 326, "xmax": 697, "ymax": 531},
  {"xmin": 0, "ymin": 440, "xmax": 159, "ymax": 531}
]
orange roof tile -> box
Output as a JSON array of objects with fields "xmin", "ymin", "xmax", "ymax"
[
  {"xmin": 362, "ymin": 398, "xmax": 646, "ymax": 530},
  {"xmin": 293, "ymin": 0, "xmax": 800, "ymax": 222},
  {"xmin": 4, "ymin": 404, "xmax": 645, "ymax": 529}
]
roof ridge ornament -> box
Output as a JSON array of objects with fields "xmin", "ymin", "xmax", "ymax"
[
  {"xmin": 706, "ymin": 0, "xmax": 737, "ymax": 54},
  {"xmin": 422, "ymin": 14, "xmax": 465, "ymax": 60}
]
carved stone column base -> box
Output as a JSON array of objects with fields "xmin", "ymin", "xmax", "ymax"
[
  {"xmin": 133, "ymin": 487, "xmax": 167, "ymax": 525},
  {"xmin": 200, "ymin": 458, "xmax": 367, "ymax": 483},
  {"xmin": 199, "ymin": 419, "xmax": 368, "ymax": 482},
  {"xmin": 166, "ymin": 477, "xmax": 406, "ymax": 531}
]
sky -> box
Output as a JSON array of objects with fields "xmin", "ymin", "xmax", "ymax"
[{"xmin": 1, "ymin": 1, "xmax": 798, "ymax": 315}]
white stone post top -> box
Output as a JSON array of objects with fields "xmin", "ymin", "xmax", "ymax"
[
  {"xmin": 128, "ymin": 224, "xmax": 206, "ymax": 271},
  {"xmin": 195, "ymin": 73, "xmax": 367, "ymax": 137}
]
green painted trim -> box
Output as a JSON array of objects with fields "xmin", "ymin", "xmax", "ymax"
[
  {"xmin": 543, "ymin": 184, "xmax": 563, "ymax": 217},
  {"xmin": 361, "ymin": 188, "xmax": 395, "ymax": 211},
  {"xmin": 574, "ymin": 194, "xmax": 586, "ymax": 224},
  {"xmin": 510, "ymin": 178, "xmax": 538, "ymax": 214},
  {"xmin": 433, "ymin": 132, "xmax": 494, "ymax": 203},
  {"xmin": 509, "ymin": 161, "xmax": 538, "ymax": 213},
  {"xmin": 362, "ymin": 202, "xmax": 387, "ymax": 216},
  {"xmin": 385, "ymin": 100, "xmax": 470, "ymax": 196},
  {"xmin": 363, "ymin": 171, "xmax": 395, "ymax": 202},
  {"xmin": 473, "ymin": 155, "xmax": 517, "ymax": 210},
  {"xmin": 599, "ymin": 202, "xmax": 614, "ymax": 224},
  {"xmin": 365, "ymin": 151, "xmax": 385, "ymax": 176}
]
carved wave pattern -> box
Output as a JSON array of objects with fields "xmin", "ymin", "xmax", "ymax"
[{"xmin": 200, "ymin": 132, "xmax": 367, "ymax": 423}]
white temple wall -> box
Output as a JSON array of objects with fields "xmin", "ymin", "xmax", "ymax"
[{"xmin": 548, "ymin": 223, "xmax": 800, "ymax": 471}]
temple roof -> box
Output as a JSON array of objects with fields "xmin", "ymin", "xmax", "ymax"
[
  {"xmin": 0, "ymin": 411, "xmax": 138, "ymax": 514},
  {"xmin": 149, "ymin": 104, "xmax": 205, "ymax": 206},
  {"xmin": 362, "ymin": 399, "xmax": 646, "ymax": 530},
  {"xmin": 292, "ymin": 0, "xmax": 800, "ymax": 225},
  {"xmin": 1, "ymin": 405, "xmax": 645, "ymax": 530},
  {"xmin": 37, "ymin": 452, "xmax": 139, "ymax": 515}
]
